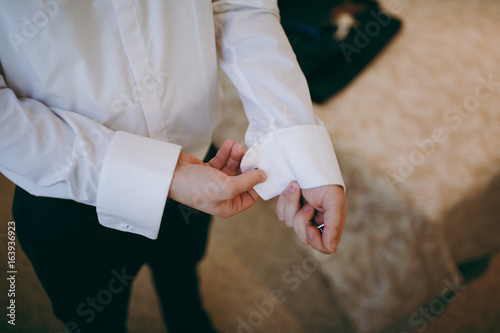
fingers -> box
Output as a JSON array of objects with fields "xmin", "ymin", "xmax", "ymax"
[
  {"xmin": 214, "ymin": 171, "xmax": 265, "ymax": 218},
  {"xmin": 306, "ymin": 225, "xmax": 331, "ymax": 254},
  {"xmin": 276, "ymin": 190, "xmax": 286, "ymax": 221},
  {"xmin": 293, "ymin": 204, "xmax": 316, "ymax": 245},
  {"xmin": 284, "ymin": 181, "xmax": 301, "ymax": 228},
  {"xmin": 306, "ymin": 185, "xmax": 346, "ymax": 254},
  {"xmin": 207, "ymin": 139, "xmax": 234, "ymax": 170},
  {"xmin": 226, "ymin": 169, "xmax": 267, "ymax": 199},
  {"xmin": 319, "ymin": 186, "xmax": 346, "ymax": 253},
  {"xmin": 222, "ymin": 143, "xmax": 244, "ymax": 176},
  {"xmin": 208, "ymin": 139, "xmax": 245, "ymax": 176},
  {"xmin": 277, "ymin": 183, "xmax": 346, "ymax": 254},
  {"xmin": 243, "ymin": 188, "xmax": 261, "ymax": 206},
  {"xmin": 230, "ymin": 188, "xmax": 261, "ymax": 214},
  {"xmin": 277, "ymin": 181, "xmax": 313, "ymax": 245},
  {"xmin": 276, "ymin": 180, "xmax": 299, "ymax": 223}
]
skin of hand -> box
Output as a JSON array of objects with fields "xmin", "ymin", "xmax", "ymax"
[
  {"xmin": 276, "ymin": 181, "xmax": 346, "ymax": 254},
  {"xmin": 169, "ymin": 139, "xmax": 266, "ymax": 218}
]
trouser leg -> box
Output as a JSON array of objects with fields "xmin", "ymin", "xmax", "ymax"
[
  {"xmin": 13, "ymin": 187, "xmax": 146, "ymax": 333},
  {"xmin": 148, "ymin": 145, "xmax": 218, "ymax": 333},
  {"xmin": 148, "ymin": 200, "xmax": 216, "ymax": 333}
]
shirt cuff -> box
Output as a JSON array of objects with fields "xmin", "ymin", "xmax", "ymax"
[
  {"xmin": 240, "ymin": 125, "xmax": 345, "ymax": 200},
  {"xmin": 96, "ymin": 131, "xmax": 181, "ymax": 239}
]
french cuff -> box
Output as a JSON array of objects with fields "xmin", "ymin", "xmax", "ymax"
[
  {"xmin": 96, "ymin": 131, "xmax": 181, "ymax": 239},
  {"xmin": 241, "ymin": 125, "xmax": 345, "ymax": 200}
]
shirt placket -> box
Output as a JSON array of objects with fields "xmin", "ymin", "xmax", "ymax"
[{"xmin": 110, "ymin": 0, "xmax": 168, "ymax": 141}]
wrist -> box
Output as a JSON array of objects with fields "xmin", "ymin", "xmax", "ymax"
[{"xmin": 168, "ymin": 152, "xmax": 203, "ymax": 201}]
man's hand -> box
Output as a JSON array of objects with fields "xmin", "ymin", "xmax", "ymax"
[
  {"xmin": 276, "ymin": 182, "xmax": 346, "ymax": 254},
  {"xmin": 206, "ymin": 139, "xmax": 246, "ymax": 177},
  {"xmin": 169, "ymin": 140, "xmax": 266, "ymax": 218}
]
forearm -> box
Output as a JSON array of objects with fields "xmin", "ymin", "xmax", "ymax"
[
  {"xmin": 214, "ymin": 0, "xmax": 320, "ymax": 145},
  {"xmin": 0, "ymin": 82, "xmax": 113, "ymax": 204},
  {"xmin": 0, "ymin": 79, "xmax": 181, "ymax": 240},
  {"xmin": 214, "ymin": 1, "xmax": 344, "ymax": 199}
]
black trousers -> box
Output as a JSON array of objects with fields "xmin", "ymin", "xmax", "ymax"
[{"xmin": 12, "ymin": 147, "xmax": 218, "ymax": 333}]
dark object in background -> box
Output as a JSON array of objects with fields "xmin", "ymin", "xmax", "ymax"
[
  {"xmin": 279, "ymin": 0, "xmax": 402, "ymax": 103},
  {"xmin": 458, "ymin": 256, "xmax": 490, "ymax": 284}
]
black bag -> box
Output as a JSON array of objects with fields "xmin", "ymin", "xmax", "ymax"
[{"xmin": 279, "ymin": 0, "xmax": 402, "ymax": 103}]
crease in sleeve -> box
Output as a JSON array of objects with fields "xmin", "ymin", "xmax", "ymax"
[
  {"xmin": 213, "ymin": 0, "xmax": 279, "ymax": 17},
  {"xmin": 96, "ymin": 131, "xmax": 181, "ymax": 239},
  {"xmin": 241, "ymin": 125, "xmax": 345, "ymax": 200}
]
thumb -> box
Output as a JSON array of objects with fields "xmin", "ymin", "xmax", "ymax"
[{"xmin": 227, "ymin": 169, "xmax": 266, "ymax": 198}]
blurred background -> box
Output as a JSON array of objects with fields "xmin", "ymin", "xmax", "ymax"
[{"xmin": 1, "ymin": 0, "xmax": 500, "ymax": 332}]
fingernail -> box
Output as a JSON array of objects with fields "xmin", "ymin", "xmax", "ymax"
[
  {"xmin": 290, "ymin": 184, "xmax": 296, "ymax": 193},
  {"xmin": 258, "ymin": 172, "xmax": 267, "ymax": 182}
]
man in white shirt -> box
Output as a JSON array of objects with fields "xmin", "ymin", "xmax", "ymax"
[{"xmin": 0, "ymin": 1, "xmax": 345, "ymax": 332}]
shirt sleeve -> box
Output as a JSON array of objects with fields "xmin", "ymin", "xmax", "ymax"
[
  {"xmin": 213, "ymin": 0, "xmax": 345, "ymax": 199},
  {"xmin": 0, "ymin": 74, "xmax": 180, "ymax": 239}
]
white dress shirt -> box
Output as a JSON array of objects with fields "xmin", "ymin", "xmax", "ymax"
[{"xmin": 0, "ymin": 0, "xmax": 344, "ymax": 239}]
